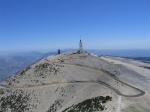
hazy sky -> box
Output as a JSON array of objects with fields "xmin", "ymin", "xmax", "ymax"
[{"xmin": 0, "ymin": 0, "xmax": 150, "ymax": 52}]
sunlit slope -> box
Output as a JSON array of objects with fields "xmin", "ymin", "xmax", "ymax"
[{"xmin": 0, "ymin": 51, "xmax": 149, "ymax": 112}]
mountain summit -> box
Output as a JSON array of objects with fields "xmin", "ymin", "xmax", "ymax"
[{"xmin": 0, "ymin": 49, "xmax": 150, "ymax": 112}]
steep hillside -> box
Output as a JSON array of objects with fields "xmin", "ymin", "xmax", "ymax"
[{"xmin": 0, "ymin": 51, "xmax": 149, "ymax": 112}]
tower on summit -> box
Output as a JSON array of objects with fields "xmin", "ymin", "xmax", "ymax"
[{"xmin": 78, "ymin": 39, "xmax": 83, "ymax": 53}]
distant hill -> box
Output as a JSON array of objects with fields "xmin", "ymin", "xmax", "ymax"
[
  {"xmin": 130, "ymin": 57, "xmax": 150, "ymax": 63},
  {"xmin": 0, "ymin": 52, "xmax": 44, "ymax": 81},
  {"xmin": 88, "ymin": 49, "xmax": 150, "ymax": 57}
]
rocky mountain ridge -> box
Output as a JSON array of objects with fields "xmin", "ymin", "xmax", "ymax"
[{"xmin": 0, "ymin": 51, "xmax": 150, "ymax": 112}]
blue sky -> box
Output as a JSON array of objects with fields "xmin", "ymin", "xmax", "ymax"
[{"xmin": 0, "ymin": 0, "xmax": 150, "ymax": 52}]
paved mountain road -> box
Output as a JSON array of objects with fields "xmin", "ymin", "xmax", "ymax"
[{"xmin": 0, "ymin": 59, "xmax": 145, "ymax": 98}]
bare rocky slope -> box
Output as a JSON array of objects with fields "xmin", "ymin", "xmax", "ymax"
[{"xmin": 0, "ymin": 51, "xmax": 150, "ymax": 112}]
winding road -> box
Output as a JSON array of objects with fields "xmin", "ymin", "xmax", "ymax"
[{"xmin": 0, "ymin": 58, "xmax": 145, "ymax": 98}]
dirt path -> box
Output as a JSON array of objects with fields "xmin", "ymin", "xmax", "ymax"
[
  {"xmin": 0, "ymin": 79, "xmax": 145, "ymax": 97},
  {"xmin": 60, "ymin": 62, "xmax": 145, "ymax": 97}
]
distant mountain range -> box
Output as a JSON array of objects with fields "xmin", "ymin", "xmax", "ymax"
[{"xmin": 129, "ymin": 57, "xmax": 150, "ymax": 63}]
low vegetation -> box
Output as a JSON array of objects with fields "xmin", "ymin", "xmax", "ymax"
[
  {"xmin": 0, "ymin": 90, "xmax": 30, "ymax": 112},
  {"xmin": 34, "ymin": 63, "xmax": 64, "ymax": 77},
  {"xmin": 17, "ymin": 66, "xmax": 31, "ymax": 76},
  {"xmin": 63, "ymin": 96, "xmax": 112, "ymax": 112},
  {"xmin": 0, "ymin": 89, "xmax": 4, "ymax": 95},
  {"xmin": 47, "ymin": 99, "xmax": 64, "ymax": 112}
]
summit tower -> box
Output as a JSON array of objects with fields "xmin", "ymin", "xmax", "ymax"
[{"xmin": 79, "ymin": 39, "xmax": 83, "ymax": 53}]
